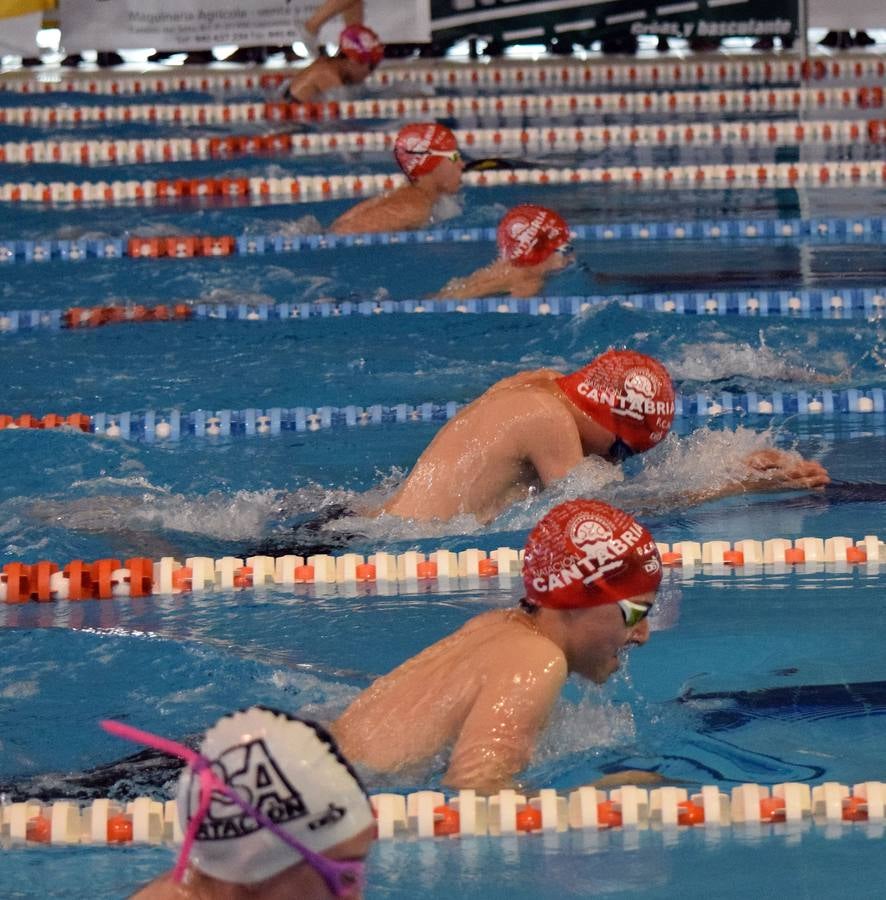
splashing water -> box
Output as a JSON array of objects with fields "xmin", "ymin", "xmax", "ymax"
[
  {"xmin": 532, "ymin": 680, "xmax": 637, "ymax": 766},
  {"xmin": 430, "ymin": 193, "xmax": 464, "ymax": 225},
  {"xmin": 31, "ymin": 484, "xmax": 283, "ymax": 542},
  {"xmin": 667, "ymin": 339, "xmax": 844, "ymax": 386}
]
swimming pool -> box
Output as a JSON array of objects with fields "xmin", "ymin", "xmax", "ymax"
[{"xmin": 1, "ymin": 51, "xmax": 885, "ymax": 898}]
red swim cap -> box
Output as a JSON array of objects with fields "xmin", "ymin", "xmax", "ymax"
[
  {"xmin": 497, "ymin": 204, "xmax": 570, "ymax": 267},
  {"xmin": 523, "ymin": 500, "xmax": 662, "ymax": 610},
  {"xmin": 339, "ymin": 25, "xmax": 384, "ymax": 69},
  {"xmin": 556, "ymin": 350, "xmax": 674, "ymax": 453},
  {"xmin": 393, "ymin": 123, "xmax": 459, "ymax": 180}
]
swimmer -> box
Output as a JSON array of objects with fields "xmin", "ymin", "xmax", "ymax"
[
  {"xmin": 113, "ymin": 706, "xmax": 374, "ymax": 899},
  {"xmin": 284, "ymin": 25, "xmax": 383, "ymax": 104},
  {"xmin": 381, "ymin": 348, "xmax": 829, "ymax": 525},
  {"xmin": 433, "ymin": 204, "xmax": 574, "ymax": 300},
  {"xmin": 333, "ymin": 499, "xmax": 663, "ymax": 793},
  {"xmin": 330, "ymin": 122, "xmax": 464, "ymax": 235}
]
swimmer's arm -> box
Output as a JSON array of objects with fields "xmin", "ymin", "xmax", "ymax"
[
  {"xmin": 286, "ymin": 68, "xmax": 322, "ymax": 104},
  {"xmin": 678, "ymin": 449, "xmax": 831, "ymax": 507},
  {"xmin": 523, "ymin": 399, "xmax": 586, "ymax": 486},
  {"xmin": 593, "ymin": 770, "xmax": 669, "ymax": 789},
  {"xmin": 443, "ymin": 650, "xmax": 567, "ymax": 793}
]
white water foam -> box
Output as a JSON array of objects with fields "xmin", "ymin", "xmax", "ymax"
[
  {"xmin": 668, "ymin": 338, "xmax": 846, "ymax": 385},
  {"xmin": 533, "ymin": 680, "xmax": 637, "ymax": 766}
]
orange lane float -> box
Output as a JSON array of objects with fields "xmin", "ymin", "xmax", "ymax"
[
  {"xmin": 759, "ymin": 796, "xmax": 786, "ymax": 823},
  {"xmin": 125, "ymin": 235, "xmax": 236, "ymax": 259},
  {"xmin": 0, "ymin": 413, "xmax": 90, "ymax": 432},
  {"xmin": 107, "ymin": 814, "xmax": 134, "ymax": 843},
  {"xmin": 63, "ymin": 303, "xmax": 193, "ymax": 329},
  {"xmin": 515, "ymin": 806, "xmax": 543, "ymax": 832},
  {"xmin": 677, "ymin": 801, "xmax": 705, "ymax": 826},
  {"xmin": 842, "ymin": 796, "xmax": 868, "ymax": 822},
  {"xmin": 433, "ymin": 806, "xmax": 461, "ymax": 837},
  {"xmin": 0, "ymin": 557, "xmax": 153, "ymax": 602},
  {"xmin": 596, "ymin": 800, "xmax": 623, "ymax": 828},
  {"xmin": 26, "ymin": 816, "xmax": 52, "ymax": 843}
]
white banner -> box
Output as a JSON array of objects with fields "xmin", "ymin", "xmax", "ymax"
[
  {"xmin": 61, "ymin": 0, "xmax": 430, "ymax": 52},
  {"xmin": 809, "ymin": 0, "xmax": 883, "ymax": 29},
  {"xmin": 0, "ymin": 10, "xmax": 42, "ymax": 55}
]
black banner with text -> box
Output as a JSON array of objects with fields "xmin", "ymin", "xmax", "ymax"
[{"xmin": 431, "ymin": 0, "xmax": 799, "ymax": 47}]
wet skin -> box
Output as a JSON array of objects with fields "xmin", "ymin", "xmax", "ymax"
[
  {"xmin": 330, "ymin": 157, "xmax": 464, "ymax": 235},
  {"xmin": 332, "ymin": 595, "xmax": 654, "ymax": 793}
]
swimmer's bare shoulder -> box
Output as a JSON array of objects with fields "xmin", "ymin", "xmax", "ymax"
[
  {"xmin": 444, "ymin": 614, "xmax": 568, "ymax": 790},
  {"xmin": 507, "ymin": 385, "xmax": 584, "ymax": 484},
  {"xmin": 331, "ymin": 184, "xmax": 432, "ymax": 235},
  {"xmin": 459, "ymin": 611, "xmax": 567, "ymax": 676},
  {"xmin": 444, "ymin": 382, "xmax": 579, "ymax": 479},
  {"xmin": 489, "ymin": 382, "xmax": 578, "ymax": 440},
  {"xmin": 287, "ymin": 58, "xmax": 340, "ymax": 104}
]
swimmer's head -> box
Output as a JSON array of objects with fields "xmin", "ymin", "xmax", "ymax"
[
  {"xmin": 176, "ymin": 706, "xmax": 374, "ymax": 890},
  {"xmin": 522, "ymin": 499, "xmax": 662, "ymax": 611},
  {"xmin": 497, "ymin": 204, "xmax": 572, "ymax": 268},
  {"xmin": 557, "ymin": 349, "xmax": 675, "ymax": 454},
  {"xmin": 338, "ymin": 24, "xmax": 384, "ymax": 72},
  {"xmin": 393, "ymin": 123, "xmax": 463, "ymax": 189}
]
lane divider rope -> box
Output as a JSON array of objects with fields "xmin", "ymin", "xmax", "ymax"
[
  {"xmin": 0, "ymin": 53, "xmax": 882, "ymax": 96},
  {"xmin": 1, "ymin": 287, "xmax": 884, "ymax": 335},
  {"xmin": 0, "ymin": 85, "xmax": 882, "ymax": 128},
  {"xmin": 3, "ymin": 118, "xmax": 883, "ymax": 166},
  {"xmin": 367, "ymin": 54, "xmax": 886, "ymax": 90},
  {"xmin": 0, "ymin": 534, "xmax": 883, "ymax": 602},
  {"xmin": 3, "ymin": 159, "xmax": 885, "ymax": 206},
  {"xmin": 3, "ymin": 216, "xmax": 884, "ymax": 264},
  {"xmin": 0, "ymin": 388, "xmax": 884, "ymax": 442},
  {"xmin": 2, "ymin": 780, "xmax": 884, "ymax": 845}
]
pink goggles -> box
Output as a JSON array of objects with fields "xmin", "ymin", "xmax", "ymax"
[{"xmin": 101, "ymin": 720, "xmax": 366, "ymax": 897}]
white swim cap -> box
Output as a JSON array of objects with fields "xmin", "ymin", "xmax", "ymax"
[{"xmin": 176, "ymin": 706, "xmax": 373, "ymax": 885}]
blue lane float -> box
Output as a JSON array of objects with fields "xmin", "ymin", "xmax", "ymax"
[
  {"xmin": 1, "ymin": 216, "xmax": 885, "ymax": 265},
  {"xmin": 3, "ymin": 390, "xmax": 884, "ymax": 442},
  {"xmin": 1, "ymin": 287, "xmax": 884, "ymax": 336}
]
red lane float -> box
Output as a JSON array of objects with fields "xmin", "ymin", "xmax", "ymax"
[
  {"xmin": 126, "ymin": 235, "xmax": 235, "ymax": 258},
  {"xmin": 0, "ymin": 413, "xmax": 90, "ymax": 433},
  {"xmin": 63, "ymin": 304, "xmax": 193, "ymax": 329}
]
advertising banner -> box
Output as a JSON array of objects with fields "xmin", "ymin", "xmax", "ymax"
[
  {"xmin": 61, "ymin": 0, "xmax": 430, "ymax": 53},
  {"xmin": 809, "ymin": 0, "xmax": 882, "ymax": 29},
  {"xmin": 0, "ymin": 0, "xmax": 52, "ymax": 54},
  {"xmin": 430, "ymin": 0, "xmax": 799, "ymax": 46}
]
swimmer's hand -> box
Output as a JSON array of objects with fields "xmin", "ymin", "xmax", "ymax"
[
  {"xmin": 594, "ymin": 769, "xmax": 667, "ymax": 788},
  {"xmin": 740, "ymin": 449, "xmax": 831, "ymax": 493}
]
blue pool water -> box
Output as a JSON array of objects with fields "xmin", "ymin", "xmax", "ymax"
[{"xmin": 2, "ymin": 58, "xmax": 886, "ymax": 898}]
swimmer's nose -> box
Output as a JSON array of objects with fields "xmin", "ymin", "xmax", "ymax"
[{"xmin": 628, "ymin": 619, "xmax": 650, "ymax": 646}]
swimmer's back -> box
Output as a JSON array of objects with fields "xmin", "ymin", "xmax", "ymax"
[
  {"xmin": 333, "ymin": 610, "xmax": 565, "ymax": 773},
  {"xmin": 330, "ymin": 182, "xmax": 435, "ymax": 235},
  {"xmin": 383, "ymin": 378, "xmax": 575, "ymax": 522}
]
